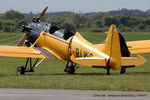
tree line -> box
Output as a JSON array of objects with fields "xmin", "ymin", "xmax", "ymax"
[{"xmin": 0, "ymin": 10, "xmax": 150, "ymax": 33}]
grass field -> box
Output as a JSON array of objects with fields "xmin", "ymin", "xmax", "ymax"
[{"xmin": 0, "ymin": 32, "xmax": 150, "ymax": 91}]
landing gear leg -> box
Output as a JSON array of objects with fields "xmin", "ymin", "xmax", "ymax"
[
  {"xmin": 17, "ymin": 58, "xmax": 40, "ymax": 75},
  {"xmin": 106, "ymin": 59, "xmax": 110, "ymax": 75},
  {"xmin": 64, "ymin": 61, "xmax": 76, "ymax": 74},
  {"xmin": 106, "ymin": 67, "xmax": 110, "ymax": 75}
]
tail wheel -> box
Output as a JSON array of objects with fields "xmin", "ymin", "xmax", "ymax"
[
  {"xmin": 17, "ymin": 65, "xmax": 25, "ymax": 75},
  {"xmin": 120, "ymin": 67, "xmax": 126, "ymax": 74}
]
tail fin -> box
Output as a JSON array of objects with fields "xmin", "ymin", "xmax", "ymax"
[{"xmin": 102, "ymin": 25, "xmax": 121, "ymax": 70}]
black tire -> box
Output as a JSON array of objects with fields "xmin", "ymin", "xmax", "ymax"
[
  {"xmin": 65, "ymin": 66, "xmax": 75, "ymax": 74},
  {"xmin": 17, "ymin": 65, "xmax": 25, "ymax": 75},
  {"xmin": 120, "ymin": 68, "xmax": 126, "ymax": 74}
]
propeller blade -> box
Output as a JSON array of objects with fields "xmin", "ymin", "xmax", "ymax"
[
  {"xmin": 39, "ymin": 6, "xmax": 48, "ymax": 20},
  {"xmin": 17, "ymin": 34, "xmax": 27, "ymax": 46}
]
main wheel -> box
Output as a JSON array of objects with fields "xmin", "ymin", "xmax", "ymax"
[
  {"xmin": 17, "ymin": 65, "xmax": 25, "ymax": 75},
  {"xmin": 64, "ymin": 66, "xmax": 75, "ymax": 74}
]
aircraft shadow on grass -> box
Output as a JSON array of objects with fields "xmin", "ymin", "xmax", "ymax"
[
  {"xmin": 125, "ymin": 71, "xmax": 150, "ymax": 75},
  {"xmin": 15, "ymin": 71, "xmax": 150, "ymax": 76},
  {"xmin": 1, "ymin": 71, "xmax": 150, "ymax": 77}
]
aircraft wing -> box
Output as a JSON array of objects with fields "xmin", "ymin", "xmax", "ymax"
[
  {"xmin": 94, "ymin": 40, "xmax": 150, "ymax": 54},
  {"xmin": 0, "ymin": 46, "xmax": 56, "ymax": 58},
  {"xmin": 127, "ymin": 40, "xmax": 150, "ymax": 54}
]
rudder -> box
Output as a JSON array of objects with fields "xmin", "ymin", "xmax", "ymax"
[{"xmin": 102, "ymin": 25, "xmax": 121, "ymax": 70}]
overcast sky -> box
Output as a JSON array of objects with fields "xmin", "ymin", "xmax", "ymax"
[{"xmin": 0, "ymin": 0, "xmax": 150, "ymax": 13}]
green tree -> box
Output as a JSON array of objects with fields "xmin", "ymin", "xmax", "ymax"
[
  {"xmin": 0, "ymin": 22, "xmax": 2, "ymax": 30},
  {"xmin": 60, "ymin": 22, "xmax": 74, "ymax": 29},
  {"xmin": 71, "ymin": 14, "xmax": 87, "ymax": 28},
  {"xmin": 144, "ymin": 18, "xmax": 150, "ymax": 25},
  {"xmin": 89, "ymin": 13, "xmax": 102, "ymax": 21},
  {"xmin": 3, "ymin": 10, "xmax": 25, "ymax": 20},
  {"xmin": 3, "ymin": 25, "xmax": 10, "ymax": 32},
  {"xmin": 118, "ymin": 16, "xmax": 130, "ymax": 26},
  {"xmin": 104, "ymin": 17, "xmax": 118, "ymax": 26},
  {"xmin": 16, "ymin": 20, "xmax": 28, "ymax": 28},
  {"xmin": 137, "ymin": 23, "xmax": 145, "ymax": 30},
  {"xmin": 3, "ymin": 20, "xmax": 15, "ymax": 26},
  {"xmin": 94, "ymin": 20, "xmax": 103, "ymax": 28},
  {"xmin": 84, "ymin": 22, "xmax": 91, "ymax": 28}
]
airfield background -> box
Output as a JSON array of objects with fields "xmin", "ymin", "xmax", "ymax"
[{"xmin": 0, "ymin": 9, "xmax": 150, "ymax": 33}]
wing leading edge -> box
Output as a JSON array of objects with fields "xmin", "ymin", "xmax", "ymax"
[
  {"xmin": 95, "ymin": 40, "xmax": 150, "ymax": 54},
  {"xmin": 0, "ymin": 46, "xmax": 50, "ymax": 58}
]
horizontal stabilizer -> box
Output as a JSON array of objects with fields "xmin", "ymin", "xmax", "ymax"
[
  {"xmin": 71, "ymin": 55, "xmax": 106, "ymax": 67},
  {"xmin": 121, "ymin": 54, "xmax": 146, "ymax": 67}
]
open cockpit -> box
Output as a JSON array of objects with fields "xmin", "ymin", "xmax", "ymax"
[
  {"xmin": 49, "ymin": 23, "xmax": 76, "ymax": 40},
  {"xmin": 24, "ymin": 21, "xmax": 76, "ymax": 45}
]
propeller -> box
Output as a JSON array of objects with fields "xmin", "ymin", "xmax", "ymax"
[
  {"xmin": 17, "ymin": 6, "xmax": 48, "ymax": 46},
  {"xmin": 39, "ymin": 6, "xmax": 48, "ymax": 20},
  {"xmin": 33, "ymin": 6, "xmax": 48, "ymax": 23},
  {"xmin": 17, "ymin": 34, "xmax": 27, "ymax": 46}
]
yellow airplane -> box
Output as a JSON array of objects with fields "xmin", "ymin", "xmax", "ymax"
[{"xmin": 0, "ymin": 7, "xmax": 150, "ymax": 75}]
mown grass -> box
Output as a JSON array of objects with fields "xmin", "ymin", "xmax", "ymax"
[{"xmin": 0, "ymin": 32, "xmax": 150, "ymax": 91}]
